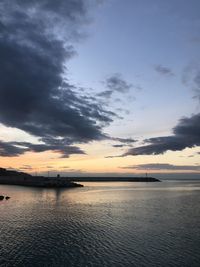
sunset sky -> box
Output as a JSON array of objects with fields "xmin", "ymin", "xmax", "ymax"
[{"xmin": 0, "ymin": 0, "xmax": 200, "ymax": 177}]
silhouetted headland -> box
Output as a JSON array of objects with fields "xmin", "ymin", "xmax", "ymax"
[{"xmin": 0, "ymin": 168, "xmax": 83, "ymax": 188}]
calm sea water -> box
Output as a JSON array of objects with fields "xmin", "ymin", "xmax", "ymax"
[{"xmin": 0, "ymin": 180, "xmax": 200, "ymax": 267}]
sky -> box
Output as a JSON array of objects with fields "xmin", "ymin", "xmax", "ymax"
[{"xmin": 0, "ymin": 0, "xmax": 200, "ymax": 177}]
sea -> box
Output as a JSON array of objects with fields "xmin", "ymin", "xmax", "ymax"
[{"xmin": 0, "ymin": 180, "xmax": 200, "ymax": 267}]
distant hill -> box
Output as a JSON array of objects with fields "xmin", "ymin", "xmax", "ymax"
[
  {"xmin": 0, "ymin": 168, "xmax": 31, "ymax": 177},
  {"xmin": 0, "ymin": 167, "xmax": 83, "ymax": 188}
]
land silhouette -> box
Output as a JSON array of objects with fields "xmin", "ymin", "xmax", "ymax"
[{"xmin": 0, "ymin": 167, "xmax": 160, "ymax": 188}]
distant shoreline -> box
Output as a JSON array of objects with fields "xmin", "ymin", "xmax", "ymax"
[
  {"xmin": 0, "ymin": 176, "xmax": 160, "ymax": 188},
  {"xmin": 0, "ymin": 167, "xmax": 160, "ymax": 188}
]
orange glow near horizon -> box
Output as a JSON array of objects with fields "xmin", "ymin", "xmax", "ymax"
[{"xmin": 0, "ymin": 144, "xmax": 200, "ymax": 175}]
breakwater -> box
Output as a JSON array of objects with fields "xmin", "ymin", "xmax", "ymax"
[{"xmin": 68, "ymin": 177, "xmax": 160, "ymax": 182}]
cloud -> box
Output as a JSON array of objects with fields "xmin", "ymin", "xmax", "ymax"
[
  {"xmin": 0, "ymin": 0, "xmax": 116, "ymax": 157},
  {"xmin": 112, "ymin": 144, "xmax": 125, "ymax": 148},
  {"xmin": 97, "ymin": 90, "xmax": 113, "ymax": 98},
  {"xmin": 182, "ymin": 64, "xmax": 200, "ymax": 102},
  {"xmin": 106, "ymin": 74, "xmax": 132, "ymax": 93},
  {"xmin": 20, "ymin": 165, "xmax": 33, "ymax": 170},
  {"xmin": 0, "ymin": 140, "xmax": 28, "ymax": 157},
  {"xmin": 0, "ymin": 140, "xmax": 85, "ymax": 158},
  {"xmin": 155, "ymin": 65, "xmax": 174, "ymax": 76},
  {"xmin": 123, "ymin": 113, "xmax": 200, "ymax": 156},
  {"xmin": 98, "ymin": 74, "xmax": 132, "ymax": 98},
  {"xmin": 105, "ymin": 155, "xmax": 122, "ymax": 159},
  {"xmin": 116, "ymin": 108, "xmax": 130, "ymax": 115},
  {"xmin": 121, "ymin": 163, "xmax": 200, "ymax": 171},
  {"xmin": 111, "ymin": 137, "xmax": 136, "ymax": 144},
  {"xmin": 193, "ymin": 71, "xmax": 200, "ymax": 102}
]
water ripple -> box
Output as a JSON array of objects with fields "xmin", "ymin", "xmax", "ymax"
[{"xmin": 0, "ymin": 181, "xmax": 200, "ymax": 266}]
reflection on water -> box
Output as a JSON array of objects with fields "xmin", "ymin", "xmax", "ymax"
[{"xmin": 0, "ymin": 181, "xmax": 200, "ymax": 266}]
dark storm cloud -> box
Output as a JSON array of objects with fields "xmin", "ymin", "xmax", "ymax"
[
  {"xmin": 121, "ymin": 163, "xmax": 200, "ymax": 171},
  {"xmin": 155, "ymin": 65, "xmax": 174, "ymax": 76},
  {"xmin": 0, "ymin": 0, "xmax": 115, "ymax": 157},
  {"xmin": 0, "ymin": 140, "xmax": 28, "ymax": 157},
  {"xmin": 123, "ymin": 113, "xmax": 200, "ymax": 156},
  {"xmin": 0, "ymin": 140, "xmax": 85, "ymax": 158}
]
